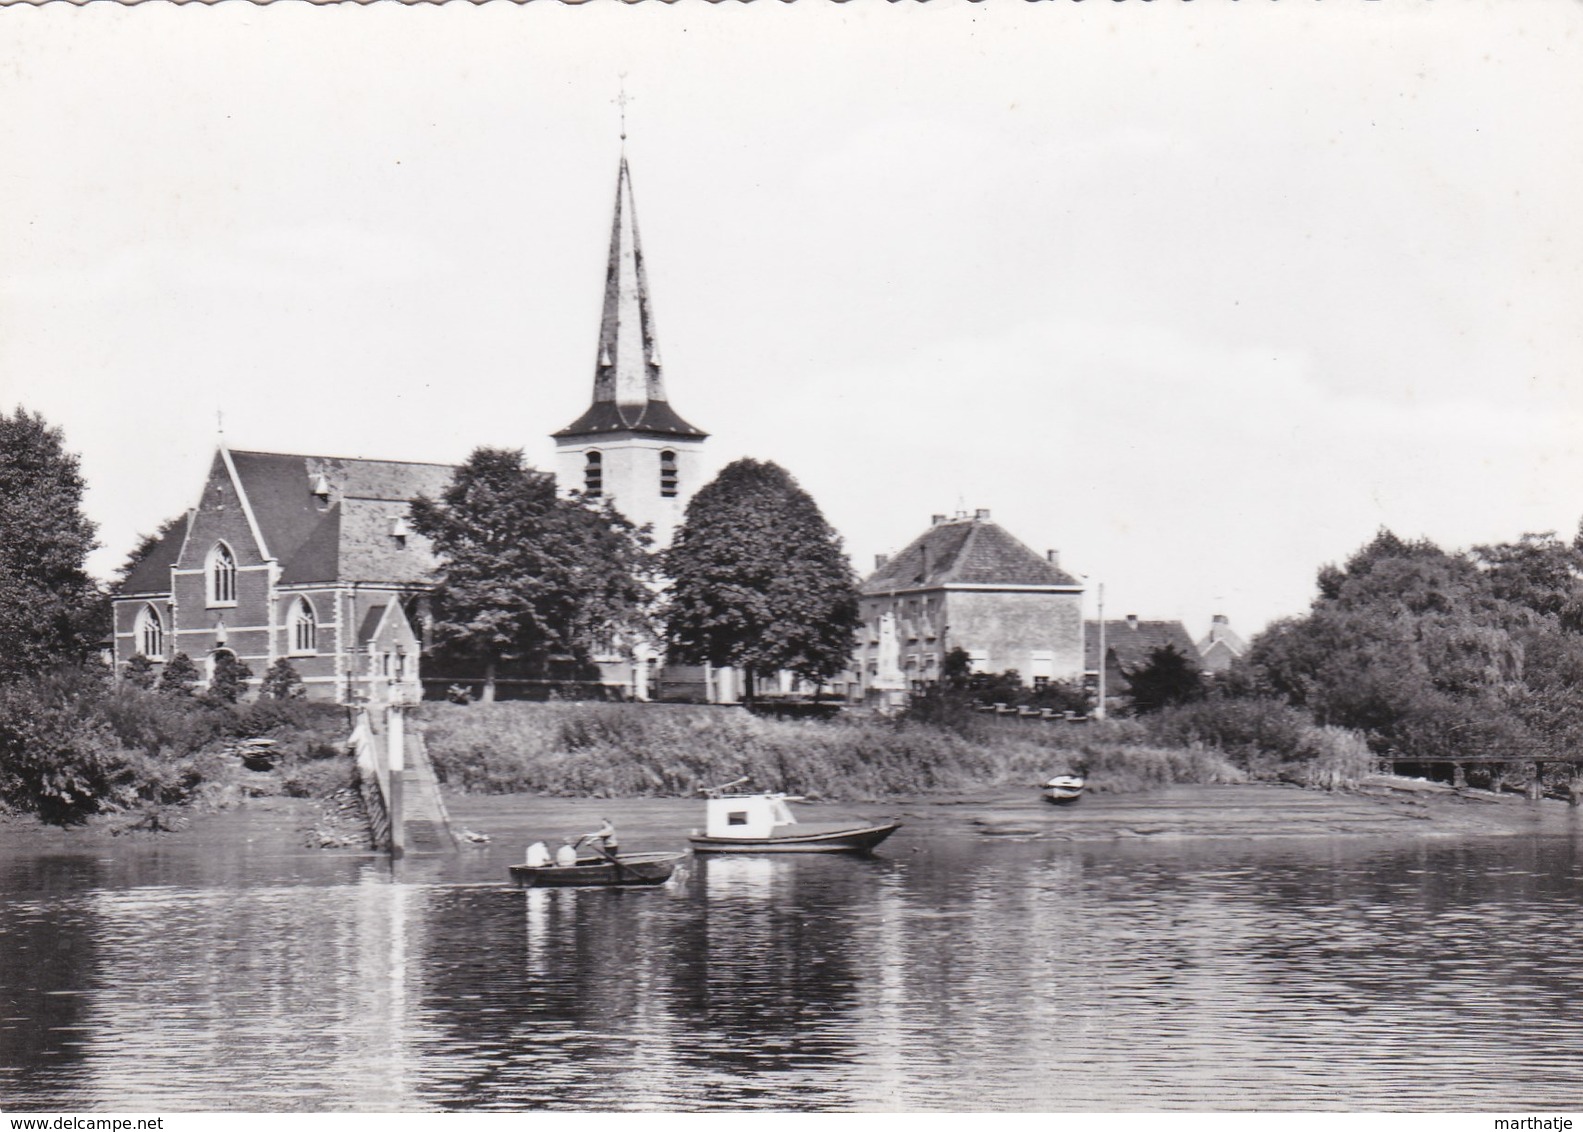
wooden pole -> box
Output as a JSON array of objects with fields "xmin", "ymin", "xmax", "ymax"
[
  {"xmin": 1529, "ymin": 760, "xmax": 1544, "ymax": 802},
  {"xmin": 1452, "ymin": 762, "xmax": 1466, "ymax": 789}
]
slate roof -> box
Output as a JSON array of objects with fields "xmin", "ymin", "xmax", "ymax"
[
  {"xmin": 553, "ymin": 399, "xmax": 706, "ymax": 439},
  {"xmin": 231, "ymin": 450, "xmax": 455, "ymax": 586},
  {"xmin": 119, "ymin": 514, "xmax": 193, "ymax": 595},
  {"xmin": 862, "ymin": 516, "xmax": 1080, "ymax": 593},
  {"xmin": 1085, "ymin": 619, "xmax": 1200, "ymax": 672}
]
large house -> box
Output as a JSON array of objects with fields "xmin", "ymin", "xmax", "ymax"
[
  {"xmin": 850, "ymin": 510, "xmax": 1085, "ymax": 702},
  {"xmin": 112, "ymin": 155, "xmax": 710, "ymax": 704}
]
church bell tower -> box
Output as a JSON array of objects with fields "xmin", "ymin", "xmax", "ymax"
[{"xmin": 553, "ymin": 156, "xmax": 707, "ymax": 548}]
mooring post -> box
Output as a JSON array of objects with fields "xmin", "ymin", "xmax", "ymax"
[
  {"xmin": 388, "ymin": 703, "xmax": 406, "ymax": 858},
  {"xmin": 1570, "ymin": 769, "xmax": 1583, "ymax": 808},
  {"xmin": 1452, "ymin": 762, "xmax": 1466, "ymax": 789},
  {"xmin": 1529, "ymin": 760, "xmax": 1545, "ymax": 802}
]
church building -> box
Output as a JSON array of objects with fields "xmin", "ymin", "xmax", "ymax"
[
  {"xmin": 112, "ymin": 449, "xmax": 444, "ymax": 703},
  {"xmin": 111, "ymin": 154, "xmax": 709, "ymax": 704}
]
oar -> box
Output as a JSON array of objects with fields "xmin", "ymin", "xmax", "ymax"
[{"xmin": 579, "ymin": 836, "xmax": 641, "ymax": 883}]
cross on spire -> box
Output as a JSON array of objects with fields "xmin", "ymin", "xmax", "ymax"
[{"xmin": 614, "ymin": 76, "xmax": 633, "ymax": 142}]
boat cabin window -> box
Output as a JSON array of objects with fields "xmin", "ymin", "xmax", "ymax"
[{"xmin": 727, "ymin": 811, "xmax": 749, "ymax": 826}]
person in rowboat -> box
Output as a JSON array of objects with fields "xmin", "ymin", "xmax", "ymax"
[{"xmin": 580, "ymin": 818, "xmax": 620, "ymax": 859}]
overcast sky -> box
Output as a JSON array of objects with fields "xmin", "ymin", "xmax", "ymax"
[{"xmin": 3, "ymin": 2, "xmax": 1581, "ymax": 641}]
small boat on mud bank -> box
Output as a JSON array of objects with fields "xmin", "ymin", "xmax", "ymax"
[
  {"xmin": 509, "ymin": 850, "xmax": 684, "ymax": 888},
  {"xmin": 1041, "ymin": 774, "xmax": 1086, "ymax": 804},
  {"xmin": 688, "ymin": 783, "xmax": 902, "ymax": 854}
]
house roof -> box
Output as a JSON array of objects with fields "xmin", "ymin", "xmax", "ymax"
[
  {"xmin": 118, "ymin": 513, "xmax": 192, "ymax": 595},
  {"xmin": 1085, "ymin": 619, "xmax": 1200, "ymax": 672},
  {"xmin": 862, "ymin": 515, "xmax": 1080, "ymax": 593},
  {"xmin": 229, "ymin": 449, "xmax": 454, "ymax": 586},
  {"xmin": 1196, "ymin": 617, "xmax": 1249, "ymax": 658}
]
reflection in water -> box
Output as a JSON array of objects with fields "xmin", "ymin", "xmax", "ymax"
[{"xmin": 4, "ymin": 829, "xmax": 1583, "ymax": 1110}]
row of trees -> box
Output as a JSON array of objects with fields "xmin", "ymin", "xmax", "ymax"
[
  {"xmin": 1221, "ymin": 528, "xmax": 1583, "ymax": 763},
  {"xmin": 410, "ymin": 450, "xmax": 861, "ymax": 702}
]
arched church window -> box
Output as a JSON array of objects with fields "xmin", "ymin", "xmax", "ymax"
[
  {"xmin": 584, "ymin": 451, "xmax": 603, "ymax": 498},
  {"xmin": 660, "ymin": 450, "xmax": 678, "ymax": 498},
  {"xmin": 208, "ymin": 542, "xmax": 237, "ymax": 606},
  {"xmin": 135, "ymin": 604, "xmax": 164, "ymax": 659},
  {"xmin": 290, "ymin": 597, "xmax": 317, "ymax": 654}
]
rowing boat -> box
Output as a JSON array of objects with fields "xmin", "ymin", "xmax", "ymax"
[{"xmin": 509, "ymin": 850, "xmax": 683, "ymax": 888}]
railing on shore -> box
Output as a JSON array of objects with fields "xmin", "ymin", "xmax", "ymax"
[
  {"xmin": 973, "ymin": 703, "xmax": 1092, "ymax": 724},
  {"xmin": 1380, "ymin": 754, "xmax": 1583, "ymax": 802}
]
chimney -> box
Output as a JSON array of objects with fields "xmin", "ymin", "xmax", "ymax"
[
  {"xmin": 875, "ymin": 553, "xmax": 889, "ymax": 570},
  {"xmin": 1046, "ymin": 549, "xmax": 1060, "ymax": 566},
  {"xmin": 974, "ymin": 508, "xmax": 991, "ymax": 521},
  {"xmin": 931, "ymin": 513, "xmax": 947, "ymax": 526},
  {"xmin": 1125, "ymin": 614, "xmax": 1139, "ymax": 630}
]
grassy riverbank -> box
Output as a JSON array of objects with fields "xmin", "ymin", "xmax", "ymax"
[
  {"xmin": 0, "ymin": 671, "xmax": 359, "ymax": 831},
  {"xmin": 418, "ymin": 701, "xmax": 1271, "ymax": 800}
]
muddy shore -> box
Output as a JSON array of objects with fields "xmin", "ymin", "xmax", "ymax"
[{"xmin": 5, "ymin": 777, "xmax": 1580, "ymax": 861}]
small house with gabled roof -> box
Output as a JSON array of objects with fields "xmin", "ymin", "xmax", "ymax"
[
  {"xmin": 1196, "ymin": 614, "xmax": 1249, "ymax": 674},
  {"xmin": 112, "ymin": 446, "xmax": 452, "ymax": 702},
  {"xmin": 852, "ymin": 509, "xmax": 1085, "ymax": 699}
]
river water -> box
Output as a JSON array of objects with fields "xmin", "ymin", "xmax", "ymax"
[{"xmin": 3, "ymin": 789, "xmax": 1582, "ymax": 1112}]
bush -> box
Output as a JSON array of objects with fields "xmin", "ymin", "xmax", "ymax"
[
  {"xmin": 206, "ymin": 653, "xmax": 253, "ymax": 705},
  {"xmin": 259, "ymin": 658, "xmax": 305, "ymax": 701},
  {"xmin": 0, "ymin": 676, "xmax": 129, "ymax": 824},
  {"xmin": 0, "ymin": 670, "xmax": 354, "ymax": 825},
  {"xmin": 158, "ymin": 652, "xmax": 200, "ymax": 695},
  {"xmin": 1142, "ymin": 696, "xmax": 1374, "ymax": 787},
  {"xmin": 123, "ymin": 654, "xmax": 157, "ymax": 690}
]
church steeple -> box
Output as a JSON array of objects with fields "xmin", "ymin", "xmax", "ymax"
[{"xmin": 554, "ymin": 157, "xmax": 705, "ymax": 440}]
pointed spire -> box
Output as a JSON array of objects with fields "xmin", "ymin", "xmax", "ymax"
[
  {"xmin": 555, "ymin": 156, "xmax": 705, "ymax": 440},
  {"xmin": 594, "ymin": 156, "xmax": 662, "ymax": 413}
]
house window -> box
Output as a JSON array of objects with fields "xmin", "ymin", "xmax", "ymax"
[
  {"xmin": 135, "ymin": 604, "xmax": 164, "ymax": 659},
  {"xmin": 288, "ymin": 597, "xmax": 317, "ymax": 654},
  {"xmin": 207, "ymin": 543, "xmax": 237, "ymax": 606},
  {"xmin": 660, "ymin": 449, "xmax": 678, "ymax": 498},
  {"xmin": 584, "ymin": 451, "xmax": 603, "ymax": 498}
]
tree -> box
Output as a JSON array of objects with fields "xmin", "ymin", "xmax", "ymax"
[
  {"xmin": 408, "ymin": 448, "xmax": 652, "ymax": 702},
  {"xmin": 1124, "ymin": 644, "xmax": 1206, "ymax": 714},
  {"xmin": 158, "ymin": 652, "xmax": 200, "ymax": 695},
  {"xmin": 662, "ymin": 459, "xmax": 860, "ymax": 701},
  {"xmin": 0, "ymin": 408, "xmax": 102, "ymax": 682},
  {"xmin": 259, "ymin": 658, "xmax": 305, "ymax": 701}
]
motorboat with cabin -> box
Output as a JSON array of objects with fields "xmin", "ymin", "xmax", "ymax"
[{"xmin": 689, "ymin": 780, "xmax": 901, "ymax": 853}]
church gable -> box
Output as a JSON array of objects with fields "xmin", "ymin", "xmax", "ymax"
[{"xmin": 177, "ymin": 450, "xmax": 271, "ymax": 570}]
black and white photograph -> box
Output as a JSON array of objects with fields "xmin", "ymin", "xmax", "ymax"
[{"xmin": 2, "ymin": 0, "xmax": 1582, "ymax": 1118}]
